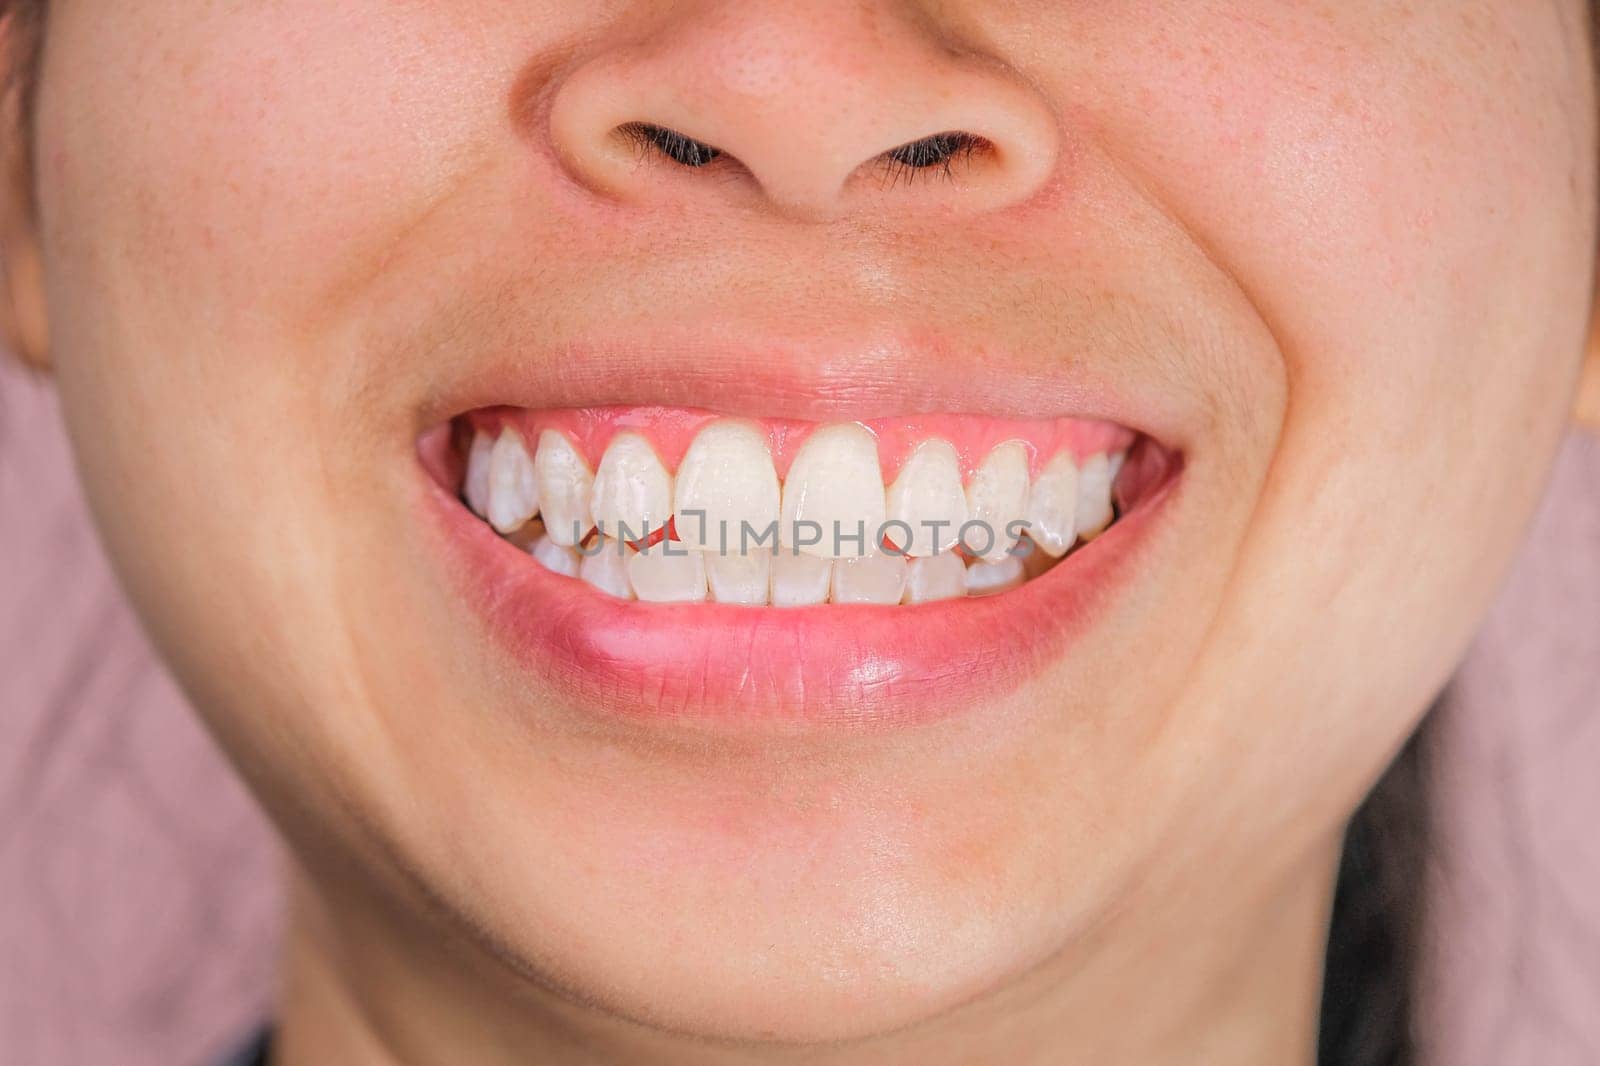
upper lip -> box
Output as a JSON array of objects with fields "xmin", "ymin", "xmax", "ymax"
[{"xmin": 409, "ymin": 322, "xmax": 1193, "ymax": 455}]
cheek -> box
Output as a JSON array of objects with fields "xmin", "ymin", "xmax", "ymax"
[
  {"xmin": 39, "ymin": 2, "xmax": 572, "ymax": 334},
  {"xmin": 1186, "ymin": 2, "xmax": 1591, "ymax": 804},
  {"xmin": 1080, "ymin": 1, "xmax": 1590, "ymax": 404},
  {"xmin": 34, "ymin": 3, "xmax": 553, "ymax": 603}
]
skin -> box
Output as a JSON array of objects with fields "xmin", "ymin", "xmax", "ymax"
[{"xmin": 3, "ymin": 2, "xmax": 1598, "ymax": 1064}]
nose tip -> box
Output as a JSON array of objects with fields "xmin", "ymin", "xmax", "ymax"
[{"xmin": 547, "ymin": 5, "xmax": 1060, "ymax": 220}]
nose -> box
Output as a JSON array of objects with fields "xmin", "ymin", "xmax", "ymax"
[{"xmin": 547, "ymin": 2, "xmax": 1060, "ymax": 220}]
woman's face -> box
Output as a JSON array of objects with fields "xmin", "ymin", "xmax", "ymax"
[{"xmin": 17, "ymin": 0, "xmax": 1596, "ymax": 1044}]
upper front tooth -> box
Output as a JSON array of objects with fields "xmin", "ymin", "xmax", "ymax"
[
  {"xmin": 534, "ymin": 430, "xmax": 594, "ymax": 547},
  {"xmin": 487, "ymin": 429, "xmax": 541, "ymax": 534},
  {"xmin": 463, "ymin": 431, "xmax": 495, "ymax": 520},
  {"xmin": 831, "ymin": 551, "xmax": 908, "ymax": 605},
  {"xmin": 964, "ymin": 442, "xmax": 1030, "ymax": 563},
  {"xmin": 673, "ymin": 420, "xmax": 780, "ymax": 552},
  {"xmin": 1074, "ymin": 453, "xmax": 1115, "ymax": 539},
  {"xmin": 780, "ymin": 423, "xmax": 885, "ymax": 559},
  {"xmin": 590, "ymin": 432, "xmax": 674, "ymax": 543},
  {"xmin": 1025, "ymin": 452, "xmax": 1079, "ymax": 557},
  {"xmin": 886, "ymin": 439, "xmax": 967, "ymax": 557}
]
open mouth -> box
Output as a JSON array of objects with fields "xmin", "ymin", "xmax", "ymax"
[{"xmin": 420, "ymin": 399, "xmax": 1182, "ymax": 727}]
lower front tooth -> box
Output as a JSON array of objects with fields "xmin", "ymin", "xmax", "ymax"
[
  {"xmin": 579, "ymin": 538, "xmax": 634, "ymax": 599},
  {"xmin": 1025, "ymin": 452, "xmax": 1079, "ymax": 558},
  {"xmin": 831, "ymin": 551, "xmax": 908, "ymax": 605},
  {"xmin": 770, "ymin": 550, "xmax": 833, "ymax": 606},
  {"xmin": 627, "ymin": 545, "xmax": 707, "ymax": 603},
  {"xmin": 706, "ymin": 549, "xmax": 772, "ymax": 605},
  {"xmin": 903, "ymin": 552, "xmax": 966, "ymax": 604},
  {"xmin": 529, "ymin": 533, "xmax": 580, "ymax": 578},
  {"xmin": 1074, "ymin": 453, "xmax": 1115, "ymax": 540},
  {"xmin": 964, "ymin": 555, "xmax": 1025, "ymax": 596}
]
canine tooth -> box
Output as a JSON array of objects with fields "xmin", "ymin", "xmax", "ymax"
[
  {"xmin": 964, "ymin": 555, "xmax": 1025, "ymax": 596},
  {"xmin": 528, "ymin": 533, "xmax": 580, "ymax": 578},
  {"xmin": 903, "ymin": 552, "xmax": 966, "ymax": 604},
  {"xmin": 1109, "ymin": 450, "xmax": 1127, "ymax": 481},
  {"xmin": 1025, "ymin": 452, "xmax": 1079, "ymax": 557},
  {"xmin": 886, "ymin": 439, "xmax": 967, "ymax": 557},
  {"xmin": 487, "ymin": 429, "xmax": 541, "ymax": 534},
  {"xmin": 780, "ymin": 423, "xmax": 885, "ymax": 559},
  {"xmin": 706, "ymin": 549, "xmax": 772, "ymax": 605},
  {"xmin": 770, "ymin": 550, "xmax": 833, "ymax": 606},
  {"xmin": 534, "ymin": 430, "xmax": 594, "ymax": 547},
  {"xmin": 1075, "ymin": 453, "xmax": 1115, "ymax": 539},
  {"xmin": 674, "ymin": 420, "xmax": 781, "ymax": 552},
  {"xmin": 579, "ymin": 538, "xmax": 634, "ymax": 600},
  {"xmin": 627, "ymin": 545, "xmax": 707, "ymax": 603},
  {"xmin": 463, "ymin": 431, "xmax": 495, "ymax": 519},
  {"xmin": 964, "ymin": 442, "xmax": 1030, "ymax": 563},
  {"xmin": 831, "ymin": 552, "xmax": 908, "ymax": 605},
  {"xmin": 590, "ymin": 432, "xmax": 674, "ymax": 542}
]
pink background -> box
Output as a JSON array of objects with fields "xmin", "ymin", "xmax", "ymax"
[{"xmin": 1, "ymin": 361, "xmax": 1595, "ymax": 1065}]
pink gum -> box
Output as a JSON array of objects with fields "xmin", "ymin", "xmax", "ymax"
[{"xmin": 465, "ymin": 406, "xmax": 1136, "ymax": 482}]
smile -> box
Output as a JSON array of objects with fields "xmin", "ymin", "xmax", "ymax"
[{"xmin": 419, "ymin": 367, "xmax": 1183, "ymax": 727}]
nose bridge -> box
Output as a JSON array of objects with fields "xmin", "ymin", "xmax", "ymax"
[{"xmin": 547, "ymin": 1, "xmax": 1060, "ymax": 219}]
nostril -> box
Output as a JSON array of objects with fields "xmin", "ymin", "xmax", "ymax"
[
  {"xmin": 616, "ymin": 122, "xmax": 726, "ymax": 169},
  {"xmin": 878, "ymin": 131, "xmax": 991, "ymax": 185},
  {"xmin": 884, "ymin": 132, "xmax": 989, "ymax": 170}
]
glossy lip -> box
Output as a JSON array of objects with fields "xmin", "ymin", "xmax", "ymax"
[{"xmin": 420, "ymin": 425, "xmax": 1181, "ymax": 731}]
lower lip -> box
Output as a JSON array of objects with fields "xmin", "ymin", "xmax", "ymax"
[{"xmin": 420, "ymin": 441, "xmax": 1175, "ymax": 731}]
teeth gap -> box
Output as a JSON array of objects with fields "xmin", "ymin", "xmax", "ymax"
[{"xmin": 454, "ymin": 417, "xmax": 1151, "ymax": 606}]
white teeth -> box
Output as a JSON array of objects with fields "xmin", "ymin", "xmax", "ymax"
[
  {"xmin": 590, "ymin": 432, "xmax": 674, "ymax": 543},
  {"xmin": 964, "ymin": 554, "xmax": 1025, "ymax": 596},
  {"xmin": 534, "ymin": 430, "xmax": 594, "ymax": 547},
  {"xmin": 626, "ymin": 545, "xmax": 707, "ymax": 603},
  {"xmin": 528, "ymin": 532, "xmax": 580, "ymax": 578},
  {"xmin": 886, "ymin": 439, "xmax": 968, "ymax": 558},
  {"xmin": 1024, "ymin": 452, "xmax": 1079, "ymax": 558},
  {"xmin": 579, "ymin": 538, "xmax": 634, "ymax": 599},
  {"xmin": 463, "ymin": 432, "xmax": 496, "ymax": 520},
  {"xmin": 903, "ymin": 552, "xmax": 967, "ymax": 604},
  {"xmin": 780, "ymin": 423, "xmax": 885, "ymax": 558},
  {"xmin": 486, "ymin": 429, "xmax": 541, "ymax": 534},
  {"xmin": 706, "ymin": 548, "xmax": 773, "ymax": 606},
  {"xmin": 769, "ymin": 550, "xmax": 834, "ymax": 606},
  {"xmin": 831, "ymin": 551, "xmax": 908, "ymax": 605},
  {"xmin": 964, "ymin": 442, "xmax": 1031, "ymax": 563},
  {"xmin": 1074, "ymin": 452, "xmax": 1116, "ymax": 540},
  {"xmin": 474, "ymin": 418, "xmax": 1135, "ymax": 603},
  {"xmin": 673, "ymin": 420, "xmax": 780, "ymax": 552}
]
